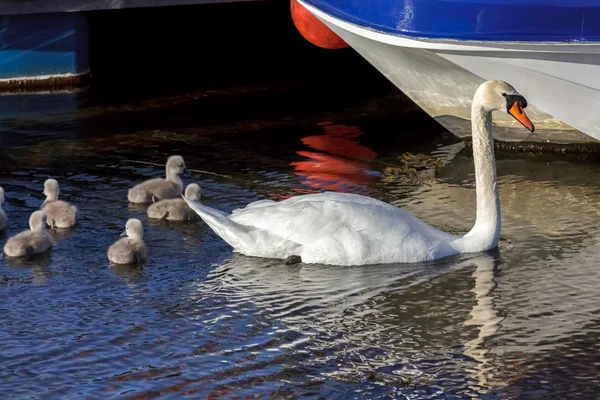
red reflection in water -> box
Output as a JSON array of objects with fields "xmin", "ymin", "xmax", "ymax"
[{"xmin": 272, "ymin": 123, "xmax": 378, "ymax": 200}]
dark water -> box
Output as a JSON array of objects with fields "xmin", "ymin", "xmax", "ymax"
[{"xmin": 1, "ymin": 80, "xmax": 600, "ymax": 399}]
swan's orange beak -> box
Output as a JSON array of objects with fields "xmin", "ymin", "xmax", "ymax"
[{"xmin": 508, "ymin": 101, "xmax": 535, "ymax": 133}]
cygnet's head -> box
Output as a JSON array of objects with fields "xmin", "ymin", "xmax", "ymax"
[
  {"xmin": 166, "ymin": 155, "xmax": 187, "ymax": 176},
  {"xmin": 474, "ymin": 80, "xmax": 535, "ymax": 132},
  {"xmin": 121, "ymin": 218, "xmax": 144, "ymax": 240},
  {"xmin": 0, "ymin": 186, "xmax": 5, "ymax": 205},
  {"xmin": 43, "ymin": 178, "xmax": 60, "ymax": 200},
  {"xmin": 29, "ymin": 211, "xmax": 47, "ymax": 231},
  {"xmin": 184, "ymin": 183, "xmax": 201, "ymax": 201}
]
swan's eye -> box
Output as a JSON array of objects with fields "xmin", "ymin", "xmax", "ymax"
[{"xmin": 501, "ymin": 92, "xmax": 507, "ymax": 97}]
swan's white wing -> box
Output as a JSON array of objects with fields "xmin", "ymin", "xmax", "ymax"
[
  {"xmin": 230, "ymin": 192, "xmax": 432, "ymax": 241},
  {"xmin": 228, "ymin": 192, "xmax": 458, "ymax": 265},
  {"xmin": 231, "ymin": 199, "xmax": 277, "ymax": 214}
]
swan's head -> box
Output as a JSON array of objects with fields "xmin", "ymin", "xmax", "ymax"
[
  {"xmin": 474, "ymin": 80, "xmax": 535, "ymax": 132},
  {"xmin": 0, "ymin": 186, "xmax": 4, "ymax": 205},
  {"xmin": 166, "ymin": 155, "xmax": 187, "ymax": 176},
  {"xmin": 29, "ymin": 211, "xmax": 47, "ymax": 231},
  {"xmin": 43, "ymin": 178, "xmax": 59, "ymax": 200},
  {"xmin": 121, "ymin": 218, "xmax": 144, "ymax": 240},
  {"xmin": 184, "ymin": 183, "xmax": 201, "ymax": 201}
]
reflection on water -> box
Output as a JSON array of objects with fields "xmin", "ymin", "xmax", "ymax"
[
  {"xmin": 4, "ymin": 251, "xmax": 54, "ymax": 285},
  {"xmin": 193, "ymin": 251, "xmax": 518, "ymax": 397},
  {"xmin": 462, "ymin": 255, "xmax": 504, "ymax": 392},
  {"xmin": 286, "ymin": 123, "xmax": 378, "ymax": 198},
  {"xmin": 0, "ymin": 85, "xmax": 599, "ymax": 398}
]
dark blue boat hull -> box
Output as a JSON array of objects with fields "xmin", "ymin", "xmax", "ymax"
[{"xmin": 301, "ymin": 0, "xmax": 600, "ymax": 42}]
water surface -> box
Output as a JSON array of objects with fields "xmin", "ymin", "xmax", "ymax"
[{"xmin": 0, "ymin": 83, "xmax": 599, "ymax": 399}]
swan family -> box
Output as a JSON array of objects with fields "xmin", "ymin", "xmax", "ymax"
[
  {"xmin": 1, "ymin": 80, "xmax": 535, "ymax": 267},
  {"xmin": 1, "ymin": 156, "xmax": 203, "ymax": 264},
  {"xmin": 182, "ymin": 80, "xmax": 534, "ymax": 266}
]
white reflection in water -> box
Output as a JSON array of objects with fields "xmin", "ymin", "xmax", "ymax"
[{"xmin": 192, "ymin": 250, "xmax": 508, "ymax": 394}]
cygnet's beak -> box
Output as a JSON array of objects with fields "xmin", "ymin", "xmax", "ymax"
[
  {"xmin": 120, "ymin": 231, "xmax": 127, "ymax": 237},
  {"xmin": 40, "ymin": 200, "xmax": 47, "ymax": 209}
]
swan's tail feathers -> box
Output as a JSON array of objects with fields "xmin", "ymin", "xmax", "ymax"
[
  {"xmin": 182, "ymin": 196, "xmax": 302, "ymax": 259},
  {"xmin": 182, "ymin": 196, "xmax": 252, "ymax": 250},
  {"xmin": 184, "ymin": 196, "xmax": 229, "ymax": 219}
]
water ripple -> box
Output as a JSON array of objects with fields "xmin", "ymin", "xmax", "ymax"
[{"xmin": 0, "ymin": 89, "xmax": 599, "ymax": 398}]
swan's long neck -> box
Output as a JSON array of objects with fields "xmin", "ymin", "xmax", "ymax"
[{"xmin": 455, "ymin": 104, "xmax": 501, "ymax": 252}]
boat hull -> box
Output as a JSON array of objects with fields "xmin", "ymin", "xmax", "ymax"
[{"xmin": 299, "ymin": 0, "xmax": 600, "ymax": 147}]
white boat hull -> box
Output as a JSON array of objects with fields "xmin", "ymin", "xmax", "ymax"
[{"xmin": 299, "ymin": 1, "xmax": 600, "ymax": 147}]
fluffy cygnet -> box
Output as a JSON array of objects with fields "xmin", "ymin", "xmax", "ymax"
[
  {"xmin": 41, "ymin": 179, "xmax": 79, "ymax": 228},
  {"xmin": 127, "ymin": 155, "xmax": 187, "ymax": 204},
  {"xmin": 147, "ymin": 183, "xmax": 201, "ymax": 221},
  {"xmin": 107, "ymin": 218, "xmax": 148, "ymax": 265},
  {"xmin": 4, "ymin": 211, "xmax": 53, "ymax": 257},
  {"xmin": 0, "ymin": 186, "xmax": 7, "ymax": 230}
]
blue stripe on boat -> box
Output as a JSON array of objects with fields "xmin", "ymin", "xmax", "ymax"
[
  {"xmin": 0, "ymin": 13, "xmax": 88, "ymax": 80},
  {"xmin": 301, "ymin": 0, "xmax": 600, "ymax": 42}
]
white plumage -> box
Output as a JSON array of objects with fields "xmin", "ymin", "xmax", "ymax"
[
  {"xmin": 184, "ymin": 192, "xmax": 459, "ymax": 265},
  {"xmin": 182, "ymin": 81, "xmax": 535, "ymax": 266}
]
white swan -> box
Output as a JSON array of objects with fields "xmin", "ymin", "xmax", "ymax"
[
  {"xmin": 0, "ymin": 186, "xmax": 7, "ymax": 230},
  {"xmin": 183, "ymin": 80, "xmax": 535, "ymax": 266},
  {"xmin": 3, "ymin": 211, "xmax": 53, "ymax": 257}
]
